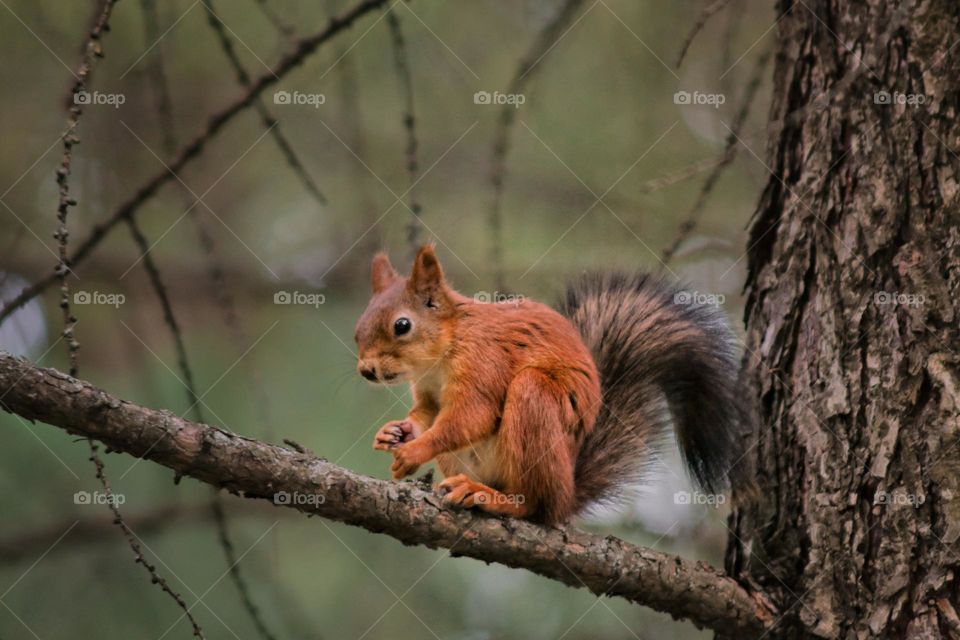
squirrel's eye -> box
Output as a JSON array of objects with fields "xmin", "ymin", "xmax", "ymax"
[{"xmin": 393, "ymin": 317, "xmax": 412, "ymax": 336}]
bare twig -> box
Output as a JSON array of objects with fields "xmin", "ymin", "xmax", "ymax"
[
  {"xmin": 88, "ymin": 444, "xmax": 207, "ymax": 638},
  {"xmin": 126, "ymin": 217, "xmax": 278, "ymax": 640},
  {"xmin": 139, "ymin": 0, "xmax": 177, "ymax": 154},
  {"xmin": 0, "ymin": 352, "xmax": 778, "ymax": 636},
  {"xmin": 252, "ymin": 0, "xmax": 297, "ymax": 39},
  {"xmin": 385, "ymin": 8, "xmax": 423, "ymax": 256},
  {"xmin": 0, "ymin": 0, "xmax": 391, "ymax": 325},
  {"xmin": 717, "ymin": 0, "xmax": 745, "ymax": 99},
  {"xmin": 675, "ymin": 0, "xmax": 734, "ymax": 69},
  {"xmin": 660, "ymin": 47, "xmax": 771, "ymax": 265},
  {"xmin": 635, "ymin": 154, "xmax": 725, "ymax": 195},
  {"xmin": 201, "ymin": 0, "xmax": 328, "ymax": 208},
  {"xmin": 125, "ymin": 220, "xmax": 204, "ymax": 415},
  {"xmin": 136, "ymin": 0, "xmax": 273, "ymax": 435},
  {"xmin": 163, "ymin": 11, "xmax": 286, "ymax": 623},
  {"xmin": 52, "ymin": 4, "xmax": 205, "ymax": 637},
  {"xmin": 327, "ymin": 0, "xmax": 380, "ymax": 264},
  {"xmin": 211, "ymin": 499, "xmax": 278, "ymax": 640},
  {"xmin": 55, "ymin": 0, "xmax": 120, "ymax": 376},
  {"xmin": 487, "ymin": 0, "xmax": 587, "ymax": 291}
]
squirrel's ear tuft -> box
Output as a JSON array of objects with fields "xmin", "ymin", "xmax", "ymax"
[
  {"xmin": 408, "ymin": 244, "xmax": 445, "ymax": 296},
  {"xmin": 371, "ymin": 252, "xmax": 398, "ymax": 293}
]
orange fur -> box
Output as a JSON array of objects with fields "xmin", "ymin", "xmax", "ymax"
[{"xmin": 356, "ymin": 245, "xmax": 600, "ymax": 524}]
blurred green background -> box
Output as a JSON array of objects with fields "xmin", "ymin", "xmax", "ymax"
[{"xmin": 0, "ymin": 0, "xmax": 773, "ymax": 638}]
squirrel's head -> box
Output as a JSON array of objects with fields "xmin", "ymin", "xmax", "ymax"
[{"xmin": 354, "ymin": 244, "xmax": 456, "ymax": 385}]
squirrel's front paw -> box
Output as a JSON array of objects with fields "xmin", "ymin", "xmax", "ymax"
[
  {"xmin": 391, "ymin": 440, "xmax": 431, "ymax": 480},
  {"xmin": 373, "ymin": 420, "xmax": 416, "ymax": 451}
]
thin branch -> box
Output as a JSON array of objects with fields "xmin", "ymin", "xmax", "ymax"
[
  {"xmin": 87, "ymin": 442, "xmax": 208, "ymax": 638},
  {"xmin": 139, "ymin": 0, "xmax": 178, "ymax": 154},
  {"xmin": 385, "ymin": 8, "xmax": 423, "ymax": 257},
  {"xmin": 0, "ymin": 0, "xmax": 390, "ymax": 325},
  {"xmin": 0, "ymin": 352, "xmax": 778, "ymax": 636},
  {"xmin": 251, "ymin": 0, "xmax": 297, "ymax": 39},
  {"xmin": 675, "ymin": 0, "xmax": 734, "ymax": 69},
  {"xmin": 201, "ymin": 0, "xmax": 328, "ymax": 208},
  {"xmin": 209, "ymin": 498, "xmax": 278, "ymax": 640},
  {"xmin": 54, "ymin": 4, "xmax": 206, "ymax": 636},
  {"xmin": 125, "ymin": 220, "xmax": 204, "ymax": 416},
  {"xmin": 126, "ymin": 219, "xmax": 278, "ymax": 640},
  {"xmin": 717, "ymin": 0, "xmax": 745, "ymax": 99},
  {"xmin": 327, "ymin": 0, "xmax": 380, "ymax": 263},
  {"xmin": 177, "ymin": 12, "xmax": 289, "ymax": 625},
  {"xmin": 487, "ymin": 0, "xmax": 587, "ymax": 291},
  {"xmin": 137, "ymin": 0, "xmax": 274, "ymax": 435},
  {"xmin": 55, "ymin": 0, "xmax": 120, "ymax": 377},
  {"xmin": 660, "ymin": 46, "xmax": 771, "ymax": 265},
  {"xmin": 635, "ymin": 154, "xmax": 725, "ymax": 195}
]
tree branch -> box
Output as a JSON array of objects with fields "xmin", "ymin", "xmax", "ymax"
[{"xmin": 0, "ymin": 351, "xmax": 776, "ymax": 635}]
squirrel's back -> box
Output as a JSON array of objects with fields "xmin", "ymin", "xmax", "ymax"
[
  {"xmin": 455, "ymin": 297, "xmax": 597, "ymax": 378},
  {"xmin": 450, "ymin": 296, "xmax": 601, "ymax": 430},
  {"xmin": 557, "ymin": 272, "xmax": 747, "ymax": 512}
]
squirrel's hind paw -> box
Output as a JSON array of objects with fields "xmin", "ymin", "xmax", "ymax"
[{"xmin": 437, "ymin": 475, "xmax": 531, "ymax": 519}]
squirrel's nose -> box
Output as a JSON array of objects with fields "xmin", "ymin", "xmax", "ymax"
[{"xmin": 360, "ymin": 367, "xmax": 377, "ymax": 381}]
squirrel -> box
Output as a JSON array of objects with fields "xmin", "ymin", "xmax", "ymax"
[{"xmin": 354, "ymin": 244, "xmax": 748, "ymax": 525}]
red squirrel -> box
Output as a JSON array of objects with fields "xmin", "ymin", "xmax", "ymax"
[{"xmin": 354, "ymin": 245, "xmax": 746, "ymax": 524}]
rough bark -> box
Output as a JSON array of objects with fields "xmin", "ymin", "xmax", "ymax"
[
  {"xmin": 0, "ymin": 351, "xmax": 775, "ymax": 636},
  {"xmin": 730, "ymin": 1, "xmax": 960, "ymax": 637}
]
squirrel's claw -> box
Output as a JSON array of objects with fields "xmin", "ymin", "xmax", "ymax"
[
  {"xmin": 391, "ymin": 440, "xmax": 430, "ymax": 479},
  {"xmin": 438, "ymin": 475, "xmax": 477, "ymax": 507},
  {"xmin": 391, "ymin": 455, "xmax": 419, "ymax": 479},
  {"xmin": 373, "ymin": 419, "xmax": 416, "ymax": 451}
]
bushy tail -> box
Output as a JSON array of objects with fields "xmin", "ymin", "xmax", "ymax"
[{"xmin": 557, "ymin": 272, "xmax": 748, "ymax": 512}]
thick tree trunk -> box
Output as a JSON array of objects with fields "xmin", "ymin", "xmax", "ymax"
[{"xmin": 730, "ymin": 0, "xmax": 960, "ymax": 637}]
